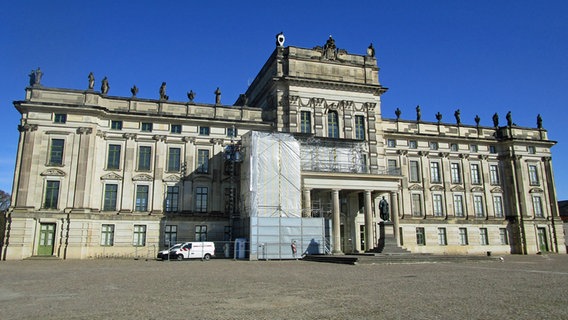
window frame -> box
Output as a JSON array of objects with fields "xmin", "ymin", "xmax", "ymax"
[
  {"xmin": 54, "ymin": 113, "xmax": 67, "ymax": 124},
  {"xmin": 430, "ymin": 161, "xmax": 441, "ymax": 183},
  {"xmin": 103, "ymin": 184, "xmax": 118, "ymax": 211},
  {"xmin": 493, "ymin": 195, "xmax": 504, "ymax": 218},
  {"xmin": 416, "ymin": 227, "xmax": 426, "ymax": 246},
  {"xmin": 49, "ymin": 138, "xmax": 65, "ymax": 166},
  {"xmin": 453, "ymin": 194, "xmax": 465, "ymax": 217},
  {"xmin": 111, "ymin": 120, "xmax": 123, "ymax": 130},
  {"xmin": 300, "ymin": 111, "xmax": 311, "ymax": 134},
  {"xmin": 171, "ymin": 124, "xmax": 182, "ymax": 134},
  {"xmin": 451, "ymin": 163, "xmax": 461, "ymax": 184},
  {"xmin": 135, "ymin": 185, "xmax": 149, "ymax": 212},
  {"xmin": 532, "ymin": 195, "xmax": 544, "ymax": 217},
  {"xmin": 137, "ymin": 146, "xmax": 152, "ymax": 171},
  {"xmin": 437, "ymin": 228, "xmax": 447, "ymax": 246},
  {"xmin": 474, "ymin": 195, "xmax": 484, "ymax": 218},
  {"xmin": 141, "ymin": 122, "xmax": 153, "ymax": 132},
  {"xmin": 165, "ymin": 186, "xmax": 179, "ymax": 213},
  {"xmin": 327, "ymin": 110, "xmax": 339, "ymax": 138},
  {"xmin": 44, "ymin": 180, "xmax": 60, "ymax": 209},
  {"xmin": 199, "ymin": 126, "xmax": 210, "ymax": 136},
  {"xmin": 107, "ymin": 144, "xmax": 121, "ymax": 170},
  {"xmin": 432, "ymin": 194, "xmax": 444, "ymax": 217},
  {"xmin": 470, "ymin": 163, "xmax": 481, "ymax": 184},
  {"xmin": 196, "ymin": 149, "xmax": 210, "ymax": 174},
  {"xmin": 480, "ymin": 228, "xmax": 489, "ymax": 245},
  {"xmin": 133, "ymin": 225, "xmax": 147, "ymax": 247},
  {"xmin": 489, "ymin": 165, "xmax": 500, "ymax": 185},
  {"xmin": 459, "ymin": 228, "xmax": 468, "ymax": 245},
  {"xmin": 195, "ymin": 225, "xmax": 207, "ymax": 241},
  {"xmin": 409, "ymin": 160, "xmax": 421, "ymax": 183},
  {"xmin": 101, "ymin": 224, "xmax": 115, "ymax": 246},
  {"xmin": 411, "ymin": 193, "xmax": 422, "ymax": 217},
  {"xmin": 354, "ymin": 115, "xmax": 365, "ymax": 140},
  {"xmin": 528, "ymin": 164, "xmax": 539, "ymax": 185},
  {"xmin": 167, "ymin": 147, "xmax": 181, "ymax": 172},
  {"xmin": 195, "ymin": 187, "xmax": 208, "ymax": 213}
]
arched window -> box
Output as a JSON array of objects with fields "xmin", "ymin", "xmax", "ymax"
[{"xmin": 328, "ymin": 111, "xmax": 339, "ymax": 138}]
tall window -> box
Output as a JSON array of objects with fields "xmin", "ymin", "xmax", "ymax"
[
  {"xmin": 489, "ymin": 145, "xmax": 497, "ymax": 154},
  {"xmin": 474, "ymin": 195, "xmax": 484, "ymax": 217},
  {"xmin": 196, "ymin": 187, "xmax": 208, "ymax": 213},
  {"xmin": 141, "ymin": 122, "xmax": 153, "ymax": 132},
  {"xmin": 49, "ymin": 139, "xmax": 65, "ymax": 165},
  {"xmin": 197, "ymin": 149, "xmax": 209, "ymax": 174},
  {"xmin": 490, "ymin": 165, "xmax": 500, "ymax": 185},
  {"xmin": 138, "ymin": 146, "xmax": 152, "ymax": 171},
  {"xmin": 387, "ymin": 139, "xmax": 397, "ymax": 147},
  {"xmin": 164, "ymin": 225, "xmax": 177, "ymax": 247},
  {"xmin": 429, "ymin": 142, "xmax": 438, "ymax": 150},
  {"xmin": 532, "ymin": 195, "xmax": 544, "ymax": 217},
  {"xmin": 437, "ymin": 228, "xmax": 447, "ymax": 245},
  {"xmin": 44, "ymin": 181, "xmax": 60, "ymax": 209},
  {"xmin": 111, "ymin": 120, "xmax": 123, "ymax": 130},
  {"xmin": 480, "ymin": 228, "xmax": 489, "ymax": 245},
  {"xmin": 493, "ymin": 195, "xmax": 504, "ymax": 218},
  {"xmin": 527, "ymin": 146, "xmax": 536, "ymax": 154},
  {"xmin": 409, "ymin": 160, "xmax": 420, "ymax": 182},
  {"xmin": 470, "ymin": 164, "xmax": 481, "ymax": 184},
  {"xmin": 300, "ymin": 111, "xmax": 311, "ymax": 133},
  {"xmin": 101, "ymin": 224, "xmax": 115, "ymax": 246},
  {"xmin": 453, "ymin": 194, "xmax": 464, "ymax": 217},
  {"xmin": 227, "ymin": 127, "xmax": 238, "ymax": 138},
  {"xmin": 499, "ymin": 228, "xmax": 509, "ymax": 245},
  {"xmin": 107, "ymin": 144, "xmax": 121, "ymax": 170},
  {"xmin": 327, "ymin": 111, "xmax": 339, "ymax": 138},
  {"xmin": 430, "ymin": 162, "xmax": 441, "ymax": 183},
  {"xmin": 104, "ymin": 184, "xmax": 118, "ymax": 211},
  {"xmin": 409, "ymin": 140, "xmax": 417, "ymax": 149},
  {"xmin": 355, "ymin": 115, "xmax": 365, "ymax": 140},
  {"xmin": 411, "ymin": 194, "xmax": 422, "ymax": 217},
  {"xmin": 528, "ymin": 165, "xmax": 539, "ymax": 185},
  {"xmin": 450, "ymin": 143, "xmax": 459, "ymax": 152},
  {"xmin": 199, "ymin": 126, "xmax": 210, "ymax": 136},
  {"xmin": 171, "ymin": 124, "xmax": 182, "ymax": 134},
  {"xmin": 195, "ymin": 225, "xmax": 207, "ymax": 241},
  {"xmin": 469, "ymin": 144, "xmax": 478, "ymax": 153},
  {"xmin": 165, "ymin": 186, "xmax": 179, "ymax": 212},
  {"xmin": 54, "ymin": 113, "xmax": 67, "ymax": 124},
  {"xmin": 451, "ymin": 163, "xmax": 461, "ymax": 184},
  {"xmin": 135, "ymin": 185, "xmax": 149, "ymax": 211},
  {"xmin": 416, "ymin": 227, "xmax": 425, "ymax": 245},
  {"xmin": 432, "ymin": 194, "xmax": 443, "ymax": 217},
  {"xmin": 133, "ymin": 225, "xmax": 146, "ymax": 246},
  {"xmin": 167, "ymin": 147, "xmax": 181, "ymax": 172},
  {"xmin": 387, "ymin": 159, "xmax": 398, "ymax": 175},
  {"xmin": 459, "ymin": 228, "xmax": 468, "ymax": 245}
]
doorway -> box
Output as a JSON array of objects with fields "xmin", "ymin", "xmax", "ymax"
[
  {"xmin": 537, "ymin": 227, "xmax": 548, "ymax": 253},
  {"xmin": 38, "ymin": 223, "xmax": 56, "ymax": 256}
]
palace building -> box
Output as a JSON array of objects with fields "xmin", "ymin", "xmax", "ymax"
[{"xmin": 2, "ymin": 34, "xmax": 565, "ymax": 260}]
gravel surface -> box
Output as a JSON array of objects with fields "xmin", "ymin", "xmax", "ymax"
[{"xmin": 1, "ymin": 255, "xmax": 567, "ymax": 319}]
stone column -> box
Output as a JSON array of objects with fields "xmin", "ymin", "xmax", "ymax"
[
  {"xmin": 302, "ymin": 188, "xmax": 312, "ymax": 217},
  {"xmin": 72, "ymin": 127, "xmax": 93, "ymax": 209},
  {"xmin": 15, "ymin": 124, "xmax": 38, "ymax": 207},
  {"xmin": 391, "ymin": 191, "xmax": 400, "ymax": 244},
  {"xmin": 331, "ymin": 189, "xmax": 342, "ymax": 254},
  {"xmin": 364, "ymin": 190, "xmax": 373, "ymax": 251}
]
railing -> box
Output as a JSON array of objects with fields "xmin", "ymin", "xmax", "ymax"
[{"xmin": 301, "ymin": 161, "xmax": 402, "ymax": 176}]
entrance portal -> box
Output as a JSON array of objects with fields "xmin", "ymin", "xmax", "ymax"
[{"xmin": 38, "ymin": 223, "xmax": 56, "ymax": 256}]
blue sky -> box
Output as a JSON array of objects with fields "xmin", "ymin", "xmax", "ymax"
[{"xmin": 2, "ymin": 1, "xmax": 568, "ymax": 199}]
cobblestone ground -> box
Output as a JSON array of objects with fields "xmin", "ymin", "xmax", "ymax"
[{"xmin": 1, "ymin": 255, "xmax": 567, "ymax": 320}]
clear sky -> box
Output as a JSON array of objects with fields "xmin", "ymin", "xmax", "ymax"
[{"xmin": 2, "ymin": 1, "xmax": 568, "ymax": 199}]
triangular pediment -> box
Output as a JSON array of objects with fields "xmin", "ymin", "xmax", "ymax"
[
  {"xmin": 132, "ymin": 174, "xmax": 153, "ymax": 181},
  {"xmin": 408, "ymin": 184, "xmax": 423, "ymax": 191},
  {"xmin": 41, "ymin": 168, "xmax": 66, "ymax": 177},
  {"xmin": 101, "ymin": 172, "xmax": 122, "ymax": 181},
  {"xmin": 450, "ymin": 185, "xmax": 465, "ymax": 192},
  {"xmin": 163, "ymin": 175, "xmax": 181, "ymax": 182},
  {"xmin": 470, "ymin": 186, "xmax": 484, "ymax": 192}
]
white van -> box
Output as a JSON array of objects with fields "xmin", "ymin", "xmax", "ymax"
[{"xmin": 170, "ymin": 242, "xmax": 215, "ymax": 261}]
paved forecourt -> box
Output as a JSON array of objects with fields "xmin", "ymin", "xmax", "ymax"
[{"xmin": 0, "ymin": 255, "xmax": 567, "ymax": 319}]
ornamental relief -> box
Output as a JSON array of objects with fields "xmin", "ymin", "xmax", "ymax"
[
  {"xmin": 430, "ymin": 185, "xmax": 444, "ymax": 191},
  {"xmin": 100, "ymin": 172, "xmax": 122, "ymax": 181},
  {"xmin": 470, "ymin": 186, "xmax": 484, "ymax": 192},
  {"xmin": 529, "ymin": 187, "xmax": 544, "ymax": 193},
  {"xmin": 41, "ymin": 168, "xmax": 66, "ymax": 177},
  {"xmin": 450, "ymin": 185, "xmax": 465, "ymax": 192},
  {"xmin": 408, "ymin": 184, "xmax": 424, "ymax": 191},
  {"xmin": 163, "ymin": 175, "xmax": 181, "ymax": 182},
  {"xmin": 132, "ymin": 174, "xmax": 153, "ymax": 181},
  {"xmin": 490, "ymin": 186, "xmax": 504, "ymax": 193}
]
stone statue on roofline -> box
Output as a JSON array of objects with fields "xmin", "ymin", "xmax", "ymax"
[
  {"xmin": 492, "ymin": 113, "xmax": 499, "ymax": 127},
  {"xmin": 215, "ymin": 87, "xmax": 221, "ymax": 105},
  {"xmin": 416, "ymin": 105, "xmax": 421, "ymax": 122},
  {"xmin": 506, "ymin": 111, "xmax": 512, "ymax": 127},
  {"xmin": 537, "ymin": 114, "xmax": 543, "ymax": 129},
  {"xmin": 101, "ymin": 77, "xmax": 110, "ymax": 94},
  {"xmin": 395, "ymin": 108, "xmax": 401, "ymax": 120},
  {"xmin": 435, "ymin": 112, "xmax": 442, "ymax": 123},
  {"xmin": 28, "ymin": 67, "xmax": 43, "ymax": 86},
  {"xmin": 454, "ymin": 109, "xmax": 461, "ymax": 125},
  {"xmin": 187, "ymin": 90, "xmax": 195, "ymax": 103},
  {"xmin": 160, "ymin": 82, "xmax": 169, "ymax": 100},
  {"xmin": 88, "ymin": 72, "xmax": 95, "ymax": 90},
  {"xmin": 131, "ymin": 85, "xmax": 138, "ymax": 97}
]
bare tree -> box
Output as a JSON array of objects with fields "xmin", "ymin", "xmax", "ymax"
[{"xmin": 0, "ymin": 190, "xmax": 10, "ymax": 212}]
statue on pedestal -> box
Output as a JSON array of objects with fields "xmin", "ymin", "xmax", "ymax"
[{"xmin": 379, "ymin": 196, "xmax": 389, "ymax": 221}]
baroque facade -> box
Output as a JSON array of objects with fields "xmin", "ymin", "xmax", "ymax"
[{"xmin": 2, "ymin": 35, "xmax": 565, "ymax": 260}]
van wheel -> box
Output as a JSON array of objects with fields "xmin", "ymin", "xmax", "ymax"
[
  {"xmin": 203, "ymin": 254, "xmax": 211, "ymax": 261},
  {"xmin": 177, "ymin": 254, "xmax": 184, "ymax": 261}
]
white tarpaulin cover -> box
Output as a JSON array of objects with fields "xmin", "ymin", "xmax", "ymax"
[{"xmin": 241, "ymin": 131, "xmax": 302, "ymax": 217}]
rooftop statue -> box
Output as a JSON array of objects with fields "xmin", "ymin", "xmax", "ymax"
[
  {"xmin": 506, "ymin": 111, "xmax": 512, "ymax": 127},
  {"xmin": 187, "ymin": 90, "xmax": 195, "ymax": 103},
  {"xmin": 416, "ymin": 105, "xmax": 421, "ymax": 122},
  {"xmin": 160, "ymin": 82, "xmax": 169, "ymax": 100},
  {"xmin": 367, "ymin": 43, "xmax": 375, "ymax": 57},
  {"xmin": 101, "ymin": 77, "xmax": 110, "ymax": 94},
  {"xmin": 215, "ymin": 87, "xmax": 221, "ymax": 105},
  {"xmin": 131, "ymin": 85, "xmax": 139, "ymax": 97},
  {"xmin": 492, "ymin": 113, "xmax": 499, "ymax": 127},
  {"xmin": 475, "ymin": 115, "xmax": 480, "ymax": 126},
  {"xmin": 537, "ymin": 114, "xmax": 543, "ymax": 129},
  {"xmin": 454, "ymin": 109, "xmax": 461, "ymax": 125},
  {"xmin": 323, "ymin": 35, "xmax": 337, "ymax": 60},
  {"xmin": 28, "ymin": 67, "xmax": 43, "ymax": 86},
  {"xmin": 88, "ymin": 72, "xmax": 95, "ymax": 90},
  {"xmin": 395, "ymin": 107, "xmax": 401, "ymax": 120},
  {"xmin": 435, "ymin": 112, "xmax": 442, "ymax": 123}
]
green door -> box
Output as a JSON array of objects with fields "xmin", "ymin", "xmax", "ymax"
[
  {"xmin": 537, "ymin": 228, "xmax": 548, "ymax": 253},
  {"xmin": 38, "ymin": 223, "xmax": 56, "ymax": 256}
]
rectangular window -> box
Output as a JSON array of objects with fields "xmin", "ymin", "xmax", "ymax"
[
  {"xmin": 493, "ymin": 195, "xmax": 504, "ymax": 218},
  {"xmin": 450, "ymin": 143, "xmax": 459, "ymax": 152},
  {"xmin": 227, "ymin": 127, "xmax": 238, "ymax": 138},
  {"xmin": 171, "ymin": 124, "xmax": 182, "ymax": 134},
  {"xmin": 532, "ymin": 195, "xmax": 544, "ymax": 217},
  {"xmin": 101, "ymin": 224, "xmax": 115, "ymax": 246},
  {"xmin": 141, "ymin": 122, "xmax": 153, "ymax": 132},
  {"xmin": 528, "ymin": 165, "xmax": 539, "ymax": 185},
  {"xmin": 167, "ymin": 147, "xmax": 181, "ymax": 172},
  {"xmin": 409, "ymin": 160, "xmax": 420, "ymax": 182},
  {"xmin": 499, "ymin": 228, "xmax": 509, "ymax": 245},
  {"xmin": 470, "ymin": 164, "xmax": 481, "ymax": 184},
  {"xmin": 111, "ymin": 120, "xmax": 123, "ymax": 130},
  {"xmin": 164, "ymin": 225, "xmax": 177, "ymax": 247},
  {"xmin": 459, "ymin": 228, "xmax": 468, "ymax": 245},
  {"xmin": 480, "ymin": 228, "xmax": 489, "ymax": 245},
  {"xmin": 387, "ymin": 139, "xmax": 396, "ymax": 147},
  {"xmin": 199, "ymin": 126, "xmax": 210, "ymax": 136},
  {"xmin": 387, "ymin": 159, "xmax": 398, "ymax": 175},
  {"xmin": 196, "ymin": 187, "xmax": 208, "ymax": 213},
  {"xmin": 107, "ymin": 144, "xmax": 121, "ymax": 170},
  {"xmin": 454, "ymin": 194, "xmax": 464, "ymax": 217},
  {"xmin": 135, "ymin": 185, "xmax": 149, "ymax": 211},
  {"xmin": 44, "ymin": 181, "xmax": 60, "ymax": 209},
  {"xmin": 429, "ymin": 142, "xmax": 438, "ymax": 150},
  {"xmin": 469, "ymin": 144, "xmax": 478, "ymax": 153},
  {"xmin": 138, "ymin": 146, "xmax": 152, "ymax": 171},
  {"xmin": 409, "ymin": 140, "xmax": 417, "ymax": 149},
  {"xmin": 104, "ymin": 184, "xmax": 118, "ymax": 211},
  {"xmin": 474, "ymin": 195, "xmax": 484, "ymax": 217},
  {"xmin": 451, "ymin": 163, "xmax": 461, "ymax": 184},
  {"xmin": 300, "ymin": 111, "xmax": 311, "ymax": 134},
  {"xmin": 416, "ymin": 227, "xmax": 425, "ymax": 245},
  {"xmin": 437, "ymin": 228, "xmax": 447, "ymax": 245},
  {"xmin": 489, "ymin": 145, "xmax": 497, "ymax": 154},
  {"xmin": 411, "ymin": 194, "xmax": 422, "ymax": 217},
  {"xmin": 328, "ymin": 111, "xmax": 339, "ymax": 138},
  {"xmin": 195, "ymin": 225, "xmax": 207, "ymax": 241},
  {"xmin": 197, "ymin": 149, "xmax": 209, "ymax": 174},
  {"xmin": 133, "ymin": 225, "xmax": 146, "ymax": 246},
  {"xmin": 355, "ymin": 115, "xmax": 365, "ymax": 140},
  {"xmin": 54, "ymin": 113, "xmax": 67, "ymax": 124},
  {"xmin": 490, "ymin": 165, "xmax": 500, "ymax": 185},
  {"xmin": 49, "ymin": 139, "xmax": 65, "ymax": 165},
  {"xmin": 432, "ymin": 194, "xmax": 443, "ymax": 217},
  {"xmin": 165, "ymin": 186, "xmax": 179, "ymax": 213},
  {"xmin": 430, "ymin": 162, "xmax": 441, "ymax": 183},
  {"xmin": 527, "ymin": 146, "xmax": 536, "ymax": 154}
]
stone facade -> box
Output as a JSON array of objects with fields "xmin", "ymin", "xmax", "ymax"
[{"xmin": 2, "ymin": 36, "xmax": 565, "ymax": 260}]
